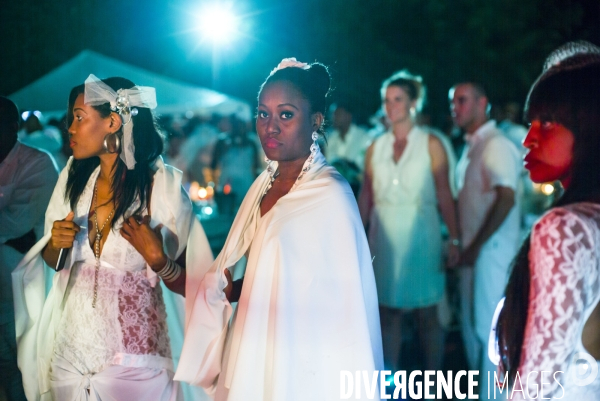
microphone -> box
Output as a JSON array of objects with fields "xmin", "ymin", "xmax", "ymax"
[{"xmin": 55, "ymin": 248, "xmax": 69, "ymax": 272}]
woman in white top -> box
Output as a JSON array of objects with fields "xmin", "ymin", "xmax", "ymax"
[
  {"xmin": 175, "ymin": 59, "xmax": 383, "ymax": 400},
  {"xmin": 494, "ymin": 41, "xmax": 600, "ymax": 400},
  {"xmin": 358, "ymin": 71, "xmax": 459, "ymax": 372},
  {"xmin": 12, "ymin": 75, "xmax": 212, "ymax": 401}
]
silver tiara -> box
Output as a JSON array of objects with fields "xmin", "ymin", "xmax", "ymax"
[{"xmin": 542, "ymin": 40, "xmax": 600, "ymax": 74}]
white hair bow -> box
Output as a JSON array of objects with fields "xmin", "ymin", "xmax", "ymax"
[{"xmin": 84, "ymin": 74, "xmax": 157, "ymax": 169}]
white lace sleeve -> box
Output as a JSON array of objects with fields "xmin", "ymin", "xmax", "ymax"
[{"xmin": 515, "ymin": 208, "xmax": 598, "ymax": 399}]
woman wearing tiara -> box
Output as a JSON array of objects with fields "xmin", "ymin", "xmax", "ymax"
[
  {"xmin": 494, "ymin": 41, "xmax": 600, "ymax": 400},
  {"xmin": 12, "ymin": 75, "xmax": 213, "ymax": 401},
  {"xmin": 175, "ymin": 59, "xmax": 383, "ymax": 400}
]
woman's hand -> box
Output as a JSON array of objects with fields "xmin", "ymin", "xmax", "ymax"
[
  {"xmin": 446, "ymin": 243, "xmax": 460, "ymax": 268},
  {"xmin": 120, "ymin": 215, "xmax": 167, "ymax": 271},
  {"xmin": 42, "ymin": 211, "xmax": 80, "ymax": 267},
  {"xmin": 223, "ymin": 268, "xmax": 233, "ymax": 301},
  {"xmin": 459, "ymin": 243, "xmax": 480, "ymax": 267},
  {"xmin": 49, "ymin": 211, "xmax": 80, "ymax": 250}
]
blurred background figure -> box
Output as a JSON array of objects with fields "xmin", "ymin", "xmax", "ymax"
[
  {"xmin": 325, "ymin": 102, "xmax": 371, "ymax": 168},
  {"xmin": 161, "ymin": 116, "xmax": 187, "ymax": 168},
  {"xmin": 450, "ymin": 81, "xmax": 521, "ymax": 399},
  {"xmin": 176, "ymin": 114, "xmax": 220, "ymax": 186},
  {"xmin": 47, "ymin": 115, "xmax": 72, "ymax": 170},
  {"xmin": 0, "ymin": 97, "xmax": 58, "ymax": 401},
  {"xmin": 211, "ymin": 114, "xmax": 260, "ymax": 213},
  {"xmin": 367, "ymin": 109, "xmax": 390, "ymax": 140},
  {"xmin": 497, "ymin": 101, "xmax": 528, "ymax": 152},
  {"xmin": 18, "ymin": 111, "xmax": 65, "ymax": 169},
  {"xmin": 324, "ymin": 102, "xmax": 372, "ymax": 197},
  {"xmin": 359, "ymin": 71, "xmax": 460, "ymax": 374}
]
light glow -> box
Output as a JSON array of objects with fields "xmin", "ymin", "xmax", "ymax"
[
  {"xmin": 198, "ymin": 4, "xmax": 238, "ymax": 43},
  {"xmin": 541, "ymin": 183, "xmax": 555, "ymax": 196}
]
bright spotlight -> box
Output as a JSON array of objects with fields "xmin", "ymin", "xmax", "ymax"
[
  {"xmin": 199, "ymin": 5, "xmax": 238, "ymax": 43},
  {"xmin": 541, "ymin": 183, "xmax": 555, "ymax": 196}
]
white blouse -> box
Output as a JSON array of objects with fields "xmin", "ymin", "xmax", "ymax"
[
  {"xmin": 53, "ymin": 166, "xmax": 173, "ymax": 374},
  {"xmin": 512, "ymin": 203, "xmax": 600, "ymax": 400}
]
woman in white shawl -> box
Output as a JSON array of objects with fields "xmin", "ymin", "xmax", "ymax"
[
  {"xmin": 12, "ymin": 75, "xmax": 213, "ymax": 401},
  {"xmin": 175, "ymin": 59, "xmax": 383, "ymax": 400}
]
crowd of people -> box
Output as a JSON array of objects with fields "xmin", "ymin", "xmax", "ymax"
[{"xmin": 0, "ymin": 41, "xmax": 599, "ymax": 401}]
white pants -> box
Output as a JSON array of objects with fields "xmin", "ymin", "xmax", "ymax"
[
  {"xmin": 459, "ymin": 238, "xmax": 514, "ymax": 400},
  {"xmin": 49, "ymin": 355, "xmax": 181, "ymax": 401}
]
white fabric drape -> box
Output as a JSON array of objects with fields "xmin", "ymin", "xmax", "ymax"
[
  {"xmin": 12, "ymin": 157, "xmax": 213, "ymax": 401},
  {"xmin": 175, "ymin": 149, "xmax": 383, "ymax": 400}
]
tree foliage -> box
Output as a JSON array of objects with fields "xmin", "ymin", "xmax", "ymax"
[{"xmin": 1, "ymin": 0, "xmax": 597, "ymax": 127}]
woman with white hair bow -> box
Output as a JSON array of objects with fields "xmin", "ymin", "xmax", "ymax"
[{"xmin": 12, "ymin": 75, "xmax": 213, "ymax": 401}]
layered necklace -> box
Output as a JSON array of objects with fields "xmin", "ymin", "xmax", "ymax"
[{"xmin": 91, "ymin": 181, "xmax": 115, "ymax": 308}]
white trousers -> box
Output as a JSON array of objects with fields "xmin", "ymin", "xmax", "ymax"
[
  {"xmin": 459, "ymin": 238, "xmax": 514, "ymax": 400},
  {"xmin": 48, "ymin": 355, "xmax": 181, "ymax": 401}
]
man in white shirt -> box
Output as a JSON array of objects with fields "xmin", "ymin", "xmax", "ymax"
[
  {"xmin": 0, "ymin": 97, "xmax": 58, "ymax": 401},
  {"xmin": 450, "ymin": 83, "xmax": 521, "ymax": 399},
  {"xmin": 18, "ymin": 113, "xmax": 64, "ymax": 169},
  {"xmin": 325, "ymin": 103, "xmax": 372, "ymax": 171}
]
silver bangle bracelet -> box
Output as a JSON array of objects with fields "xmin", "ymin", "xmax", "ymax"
[{"xmin": 156, "ymin": 258, "xmax": 182, "ymax": 283}]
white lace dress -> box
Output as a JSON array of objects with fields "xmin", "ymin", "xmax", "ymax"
[
  {"xmin": 512, "ymin": 203, "xmax": 600, "ymax": 400},
  {"xmin": 50, "ymin": 167, "xmax": 178, "ymax": 401}
]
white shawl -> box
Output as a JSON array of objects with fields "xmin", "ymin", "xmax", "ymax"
[
  {"xmin": 12, "ymin": 157, "xmax": 213, "ymax": 401},
  {"xmin": 175, "ymin": 149, "xmax": 383, "ymax": 400}
]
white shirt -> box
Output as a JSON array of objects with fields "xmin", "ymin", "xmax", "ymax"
[
  {"xmin": 456, "ymin": 120, "xmax": 521, "ymax": 248},
  {"xmin": 0, "ymin": 141, "xmax": 57, "ymax": 321},
  {"xmin": 325, "ymin": 124, "xmax": 372, "ymax": 170}
]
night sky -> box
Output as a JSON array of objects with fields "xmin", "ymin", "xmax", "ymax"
[{"xmin": 2, "ymin": 0, "xmax": 599, "ymax": 127}]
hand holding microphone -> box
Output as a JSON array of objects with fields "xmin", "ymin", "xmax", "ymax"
[{"xmin": 49, "ymin": 211, "xmax": 80, "ymax": 271}]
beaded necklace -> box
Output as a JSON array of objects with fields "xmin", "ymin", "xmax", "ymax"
[{"xmin": 91, "ymin": 181, "xmax": 115, "ymax": 308}]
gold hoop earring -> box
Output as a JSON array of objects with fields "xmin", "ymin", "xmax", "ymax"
[{"xmin": 103, "ymin": 132, "xmax": 121, "ymax": 154}]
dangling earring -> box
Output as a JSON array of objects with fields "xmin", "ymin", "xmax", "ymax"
[
  {"xmin": 103, "ymin": 132, "xmax": 121, "ymax": 154},
  {"xmin": 410, "ymin": 106, "xmax": 416, "ymax": 118},
  {"xmin": 297, "ymin": 131, "xmax": 319, "ymax": 181}
]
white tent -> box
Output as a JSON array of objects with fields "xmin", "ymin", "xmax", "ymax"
[{"xmin": 9, "ymin": 50, "xmax": 252, "ymax": 120}]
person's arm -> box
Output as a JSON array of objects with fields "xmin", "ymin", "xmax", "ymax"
[
  {"xmin": 0, "ymin": 154, "xmax": 57, "ymax": 244},
  {"xmin": 511, "ymin": 208, "xmax": 596, "ymax": 400},
  {"xmin": 428, "ymin": 135, "xmax": 460, "ymax": 267},
  {"xmin": 210, "ymin": 138, "xmax": 225, "ymax": 171},
  {"xmin": 223, "ymin": 268, "xmax": 244, "ymax": 303},
  {"xmin": 41, "ymin": 211, "xmax": 80, "ymax": 267},
  {"xmin": 461, "ymin": 137, "xmax": 519, "ymax": 266},
  {"xmin": 357, "ymin": 142, "xmax": 375, "ymax": 228},
  {"xmin": 120, "ymin": 216, "xmax": 186, "ymax": 296},
  {"xmin": 460, "ymin": 186, "xmax": 515, "ymax": 266}
]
